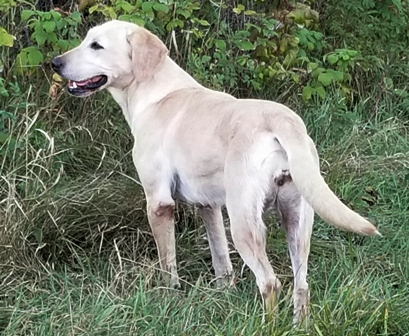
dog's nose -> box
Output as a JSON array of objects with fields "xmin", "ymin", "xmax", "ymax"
[{"xmin": 51, "ymin": 57, "xmax": 63, "ymax": 72}]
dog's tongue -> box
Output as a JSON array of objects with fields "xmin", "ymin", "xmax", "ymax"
[{"xmin": 69, "ymin": 76, "xmax": 102, "ymax": 86}]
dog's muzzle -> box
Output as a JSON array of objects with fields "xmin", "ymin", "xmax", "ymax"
[{"xmin": 51, "ymin": 56, "xmax": 108, "ymax": 97}]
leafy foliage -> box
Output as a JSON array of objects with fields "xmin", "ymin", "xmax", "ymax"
[
  {"xmin": 322, "ymin": 0, "xmax": 409, "ymax": 100},
  {"xmin": 18, "ymin": 9, "xmax": 82, "ymax": 70},
  {"xmin": 1, "ymin": 0, "xmax": 367, "ymax": 101},
  {"xmin": 0, "ymin": 27, "xmax": 14, "ymax": 47}
]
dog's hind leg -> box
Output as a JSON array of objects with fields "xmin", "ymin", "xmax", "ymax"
[
  {"xmin": 226, "ymin": 195, "xmax": 281, "ymax": 315},
  {"xmin": 198, "ymin": 206, "xmax": 234, "ymax": 287},
  {"xmin": 276, "ymin": 172, "xmax": 314, "ymax": 326},
  {"xmin": 225, "ymin": 145, "xmax": 282, "ymax": 316}
]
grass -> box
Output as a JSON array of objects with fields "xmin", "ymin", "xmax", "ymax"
[{"xmin": 1, "ymin": 78, "xmax": 409, "ymax": 335}]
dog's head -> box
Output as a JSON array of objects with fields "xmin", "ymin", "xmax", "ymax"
[{"xmin": 51, "ymin": 20, "xmax": 168, "ymax": 97}]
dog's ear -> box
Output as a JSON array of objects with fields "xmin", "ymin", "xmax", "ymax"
[{"xmin": 127, "ymin": 28, "xmax": 168, "ymax": 83}]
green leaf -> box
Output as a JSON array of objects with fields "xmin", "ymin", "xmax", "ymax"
[
  {"xmin": 312, "ymin": 67, "xmax": 325, "ymax": 78},
  {"xmin": 172, "ymin": 19, "xmax": 184, "ymax": 28},
  {"xmin": 118, "ymin": 14, "xmax": 145, "ymax": 26},
  {"xmin": 68, "ymin": 39, "xmax": 81, "ymax": 48},
  {"xmin": 327, "ymin": 69, "xmax": 344, "ymax": 82},
  {"xmin": 16, "ymin": 51, "xmax": 28, "ymax": 71},
  {"xmin": 288, "ymin": 36, "xmax": 299, "ymax": 47},
  {"xmin": 268, "ymin": 68, "xmax": 277, "ymax": 78},
  {"xmin": 202, "ymin": 55, "xmax": 211, "ymax": 63},
  {"xmin": 89, "ymin": 4, "xmax": 99, "ymax": 14},
  {"xmin": 21, "ymin": 9, "xmax": 35, "ymax": 21},
  {"xmin": 70, "ymin": 11, "xmax": 81, "ymax": 23},
  {"xmin": 317, "ymin": 72, "xmax": 333, "ymax": 86},
  {"xmin": 51, "ymin": 10, "xmax": 62, "ymax": 20},
  {"xmin": 291, "ymin": 73, "xmax": 300, "ymax": 84},
  {"xmin": 107, "ymin": 7, "xmax": 118, "ymax": 19},
  {"xmin": 33, "ymin": 227, "xmax": 43, "ymax": 244},
  {"xmin": 166, "ymin": 20, "xmax": 184, "ymax": 30},
  {"xmin": 176, "ymin": 8, "xmax": 190, "ymax": 18},
  {"xmin": 28, "ymin": 48, "xmax": 44, "ymax": 65},
  {"xmin": 56, "ymin": 20, "xmax": 66, "ymax": 30},
  {"xmin": 0, "ymin": 134, "xmax": 18, "ymax": 151},
  {"xmin": 383, "ymin": 77, "xmax": 394, "ymax": 90},
  {"xmin": 393, "ymin": 89, "xmax": 409, "ymax": 98},
  {"xmin": 0, "ymin": 82, "xmax": 8, "ymax": 97},
  {"xmin": 233, "ymin": 4, "xmax": 245, "ymax": 14},
  {"xmin": 0, "ymin": 132, "xmax": 11, "ymax": 144},
  {"xmin": 307, "ymin": 62, "xmax": 318, "ymax": 71},
  {"xmin": 22, "ymin": 46, "xmax": 44, "ymax": 66},
  {"xmin": 237, "ymin": 56, "xmax": 247, "ymax": 66},
  {"xmin": 235, "ymin": 41, "xmax": 254, "ymax": 51},
  {"xmin": 57, "ymin": 39, "xmax": 69, "ymax": 51},
  {"xmin": 32, "ymin": 29, "xmax": 48, "ymax": 46},
  {"xmin": 316, "ymin": 86, "xmax": 326, "ymax": 99},
  {"xmin": 47, "ymin": 32, "xmax": 58, "ymax": 44},
  {"xmin": 302, "ymin": 86, "xmax": 314, "ymax": 101},
  {"xmin": 0, "ymin": 27, "xmax": 14, "ymax": 47},
  {"xmin": 0, "ymin": 0, "xmax": 16, "ymax": 13},
  {"xmin": 194, "ymin": 19, "xmax": 210, "ymax": 26},
  {"xmin": 141, "ymin": 1, "xmax": 154, "ymax": 13},
  {"xmin": 298, "ymin": 56, "xmax": 310, "ymax": 63},
  {"xmin": 327, "ymin": 54, "xmax": 338, "ymax": 65},
  {"xmin": 42, "ymin": 20, "xmax": 56, "ymax": 33},
  {"xmin": 283, "ymin": 51, "xmax": 297, "ymax": 67},
  {"xmin": 165, "ymin": 21, "xmax": 177, "ymax": 31},
  {"xmin": 343, "ymin": 73, "xmax": 352, "ymax": 82},
  {"xmin": 214, "ymin": 39, "xmax": 226, "ymax": 51},
  {"xmin": 154, "ymin": 3, "xmax": 170, "ymax": 13},
  {"xmin": 119, "ymin": 1, "xmax": 134, "ymax": 13}
]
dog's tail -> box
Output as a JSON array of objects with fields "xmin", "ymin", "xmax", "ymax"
[{"xmin": 274, "ymin": 120, "xmax": 379, "ymax": 236}]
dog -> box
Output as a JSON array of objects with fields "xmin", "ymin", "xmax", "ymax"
[{"xmin": 52, "ymin": 20, "xmax": 379, "ymax": 324}]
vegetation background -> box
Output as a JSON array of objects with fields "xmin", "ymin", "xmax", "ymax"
[{"xmin": 1, "ymin": 0, "xmax": 409, "ymax": 334}]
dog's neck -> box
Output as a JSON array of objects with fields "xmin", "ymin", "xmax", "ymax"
[{"xmin": 108, "ymin": 57, "xmax": 201, "ymax": 130}]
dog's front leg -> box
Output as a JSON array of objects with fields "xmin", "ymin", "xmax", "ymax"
[
  {"xmin": 198, "ymin": 206, "xmax": 234, "ymax": 288},
  {"xmin": 146, "ymin": 196, "xmax": 180, "ymax": 289}
]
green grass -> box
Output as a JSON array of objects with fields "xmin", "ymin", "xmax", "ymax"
[{"xmin": 1, "ymin": 85, "xmax": 409, "ymax": 335}]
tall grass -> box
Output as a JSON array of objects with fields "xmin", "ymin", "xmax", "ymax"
[{"xmin": 1, "ymin": 74, "xmax": 408, "ymax": 334}]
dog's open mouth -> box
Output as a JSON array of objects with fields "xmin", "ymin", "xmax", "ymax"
[{"xmin": 67, "ymin": 75, "xmax": 108, "ymax": 96}]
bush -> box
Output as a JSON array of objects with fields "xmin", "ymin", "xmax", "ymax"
[
  {"xmin": 1, "ymin": 0, "xmax": 367, "ymax": 102},
  {"xmin": 321, "ymin": 0, "xmax": 409, "ymax": 104}
]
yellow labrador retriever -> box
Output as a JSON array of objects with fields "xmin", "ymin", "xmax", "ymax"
[{"xmin": 52, "ymin": 20, "xmax": 378, "ymax": 324}]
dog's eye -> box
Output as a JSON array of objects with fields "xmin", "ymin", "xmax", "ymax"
[{"xmin": 90, "ymin": 41, "xmax": 104, "ymax": 50}]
